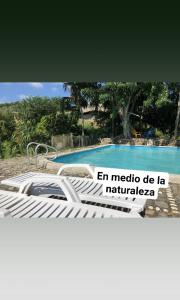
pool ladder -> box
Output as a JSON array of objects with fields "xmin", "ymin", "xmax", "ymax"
[{"xmin": 27, "ymin": 142, "xmax": 58, "ymax": 167}]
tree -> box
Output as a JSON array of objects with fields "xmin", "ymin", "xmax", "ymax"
[
  {"xmin": 143, "ymin": 82, "xmax": 178, "ymax": 136},
  {"xmin": 0, "ymin": 96, "xmax": 82, "ymax": 158},
  {"xmin": 81, "ymin": 82, "xmax": 102, "ymax": 112},
  {"xmin": 167, "ymin": 82, "xmax": 180, "ymax": 139},
  {"xmin": 99, "ymin": 83, "xmax": 118, "ymax": 137},
  {"xmin": 64, "ymin": 82, "xmax": 88, "ymax": 137},
  {"xmin": 116, "ymin": 82, "xmax": 139, "ymax": 138},
  {"xmin": 174, "ymin": 91, "xmax": 180, "ymax": 139},
  {"xmin": 63, "ymin": 82, "xmax": 99, "ymax": 139},
  {"xmin": 101, "ymin": 82, "xmax": 142, "ymax": 138}
]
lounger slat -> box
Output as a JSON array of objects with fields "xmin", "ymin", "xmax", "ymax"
[
  {"xmin": 0, "ymin": 190, "xmax": 141, "ymax": 218},
  {"xmin": 69, "ymin": 178, "xmax": 80, "ymax": 186},
  {"xmin": 13, "ymin": 202, "xmax": 43, "ymax": 218},
  {"xmin": 72, "ymin": 178, "xmax": 85, "ymax": 189},
  {"xmin": 0, "ymin": 195, "xmax": 17, "ymax": 207},
  {"xmin": 1, "ymin": 172, "xmax": 56, "ymax": 187},
  {"xmin": 75, "ymin": 203, "xmax": 103, "ymax": 218},
  {"xmin": 83, "ymin": 182, "xmax": 98, "ymax": 194},
  {"xmin": 5, "ymin": 199, "xmax": 27, "ymax": 211},
  {"xmin": 70, "ymin": 178, "xmax": 81, "ymax": 188},
  {"xmin": 57, "ymin": 206, "xmax": 75, "ymax": 218},
  {"xmin": 34, "ymin": 181, "xmax": 54, "ymax": 188},
  {"xmin": 75, "ymin": 208, "xmax": 88, "ymax": 218},
  {"xmin": 0, "ymin": 196, "xmax": 23, "ymax": 209},
  {"xmin": 79, "ymin": 181, "xmax": 95, "ymax": 193},
  {"xmin": 68, "ymin": 178, "xmax": 77, "ymax": 184},
  {"xmin": 7, "ymin": 199, "xmax": 32, "ymax": 213},
  {"xmin": 69, "ymin": 177, "xmax": 144, "ymax": 210},
  {"xmin": 66, "ymin": 207, "xmax": 81, "ymax": 218},
  {"xmin": 56, "ymin": 205, "xmax": 70, "ymax": 218},
  {"xmin": 94, "ymin": 210, "xmax": 104, "ymax": 218},
  {"xmin": 19, "ymin": 202, "xmax": 49, "ymax": 218},
  {"xmin": 74, "ymin": 180, "xmax": 91, "ymax": 193},
  {"xmin": 0, "ymin": 194, "xmax": 17, "ymax": 203},
  {"xmin": 0, "ymin": 194, "xmax": 12, "ymax": 202},
  {"xmin": 91, "ymin": 184, "xmax": 103, "ymax": 196},
  {"xmin": 84, "ymin": 209, "xmax": 97, "ymax": 218},
  {"xmin": 28, "ymin": 204, "xmax": 52, "ymax": 218},
  {"xmin": 36, "ymin": 204, "xmax": 58, "ymax": 218},
  {"xmin": 73, "ymin": 179, "xmax": 87, "ymax": 191},
  {"xmin": 17, "ymin": 173, "xmax": 40, "ymax": 181},
  {"xmin": 88, "ymin": 183, "xmax": 102, "ymax": 195},
  {"xmin": 13, "ymin": 172, "xmax": 42, "ymax": 183},
  {"xmin": 48, "ymin": 204, "xmax": 67, "ymax": 218},
  {"xmin": 11, "ymin": 200, "xmax": 39, "ymax": 217},
  {"xmin": 1, "ymin": 172, "xmax": 146, "ymax": 213},
  {"xmin": 74, "ymin": 180, "xmax": 91, "ymax": 192}
]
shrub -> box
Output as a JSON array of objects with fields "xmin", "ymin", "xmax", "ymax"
[
  {"xmin": 155, "ymin": 129, "xmax": 170, "ymax": 139},
  {"xmin": 0, "ymin": 140, "xmax": 19, "ymax": 159}
]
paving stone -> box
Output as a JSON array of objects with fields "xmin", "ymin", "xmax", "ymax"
[
  {"xmin": 158, "ymin": 211, "xmax": 169, "ymax": 217},
  {"xmin": 145, "ymin": 209, "xmax": 156, "ymax": 217},
  {"xmin": 171, "ymin": 206, "xmax": 178, "ymax": 210},
  {"xmin": 154, "ymin": 200, "xmax": 169, "ymax": 209},
  {"xmin": 172, "ymin": 211, "xmax": 180, "ymax": 217}
]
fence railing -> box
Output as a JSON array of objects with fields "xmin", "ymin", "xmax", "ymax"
[{"xmin": 51, "ymin": 134, "xmax": 99, "ymax": 149}]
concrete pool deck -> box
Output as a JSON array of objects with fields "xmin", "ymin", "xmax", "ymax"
[{"xmin": 0, "ymin": 149, "xmax": 180, "ymax": 218}]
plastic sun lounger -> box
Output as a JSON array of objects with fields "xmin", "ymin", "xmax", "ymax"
[
  {"xmin": 0, "ymin": 178, "xmax": 141, "ymax": 218},
  {"xmin": 1, "ymin": 164, "xmax": 147, "ymax": 214}
]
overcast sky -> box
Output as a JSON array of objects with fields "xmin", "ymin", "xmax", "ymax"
[{"xmin": 0, "ymin": 82, "xmax": 70, "ymax": 103}]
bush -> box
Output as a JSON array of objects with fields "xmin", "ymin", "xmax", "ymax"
[
  {"xmin": 0, "ymin": 140, "xmax": 19, "ymax": 159},
  {"xmin": 155, "ymin": 129, "xmax": 170, "ymax": 139}
]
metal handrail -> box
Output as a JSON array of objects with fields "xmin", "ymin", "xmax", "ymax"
[{"xmin": 27, "ymin": 142, "xmax": 58, "ymax": 166}]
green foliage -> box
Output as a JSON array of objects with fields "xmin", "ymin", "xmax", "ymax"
[
  {"xmin": 155, "ymin": 128, "xmax": 164, "ymax": 139},
  {"xmin": 83, "ymin": 122, "xmax": 106, "ymax": 136},
  {"xmin": 35, "ymin": 116, "xmax": 51, "ymax": 140},
  {"xmin": 0, "ymin": 140, "xmax": 19, "ymax": 158},
  {"xmin": 0, "ymin": 82, "xmax": 180, "ymax": 159},
  {"xmin": 81, "ymin": 86, "xmax": 102, "ymax": 110},
  {"xmin": 142, "ymin": 83, "xmax": 176, "ymax": 133},
  {"xmin": 155, "ymin": 129, "xmax": 170, "ymax": 139},
  {"xmin": 0, "ymin": 96, "xmax": 80, "ymax": 158},
  {"xmin": 144, "ymin": 82, "xmax": 169, "ymax": 108}
]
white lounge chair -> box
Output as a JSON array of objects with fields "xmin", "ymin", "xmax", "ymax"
[
  {"xmin": 1, "ymin": 164, "xmax": 146, "ymax": 214},
  {"xmin": 0, "ymin": 178, "xmax": 141, "ymax": 218}
]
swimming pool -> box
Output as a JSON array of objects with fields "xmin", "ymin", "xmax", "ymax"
[{"xmin": 52, "ymin": 145, "xmax": 180, "ymax": 174}]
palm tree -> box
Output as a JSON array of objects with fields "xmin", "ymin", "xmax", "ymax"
[{"xmin": 63, "ymin": 82, "xmax": 94, "ymax": 139}]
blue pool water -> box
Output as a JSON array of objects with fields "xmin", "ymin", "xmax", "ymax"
[{"xmin": 52, "ymin": 145, "xmax": 180, "ymax": 174}]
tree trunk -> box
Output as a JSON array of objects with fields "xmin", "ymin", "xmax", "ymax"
[
  {"xmin": 80, "ymin": 106, "xmax": 84, "ymax": 146},
  {"xmin": 111, "ymin": 94, "xmax": 116, "ymax": 138},
  {"xmin": 122, "ymin": 108, "xmax": 131, "ymax": 138},
  {"xmin": 174, "ymin": 92, "xmax": 180, "ymax": 140},
  {"xmin": 112, "ymin": 113, "xmax": 115, "ymax": 137},
  {"xmin": 80, "ymin": 107, "xmax": 84, "ymax": 136},
  {"xmin": 119, "ymin": 97, "xmax": 131, "ymax": 139}
]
